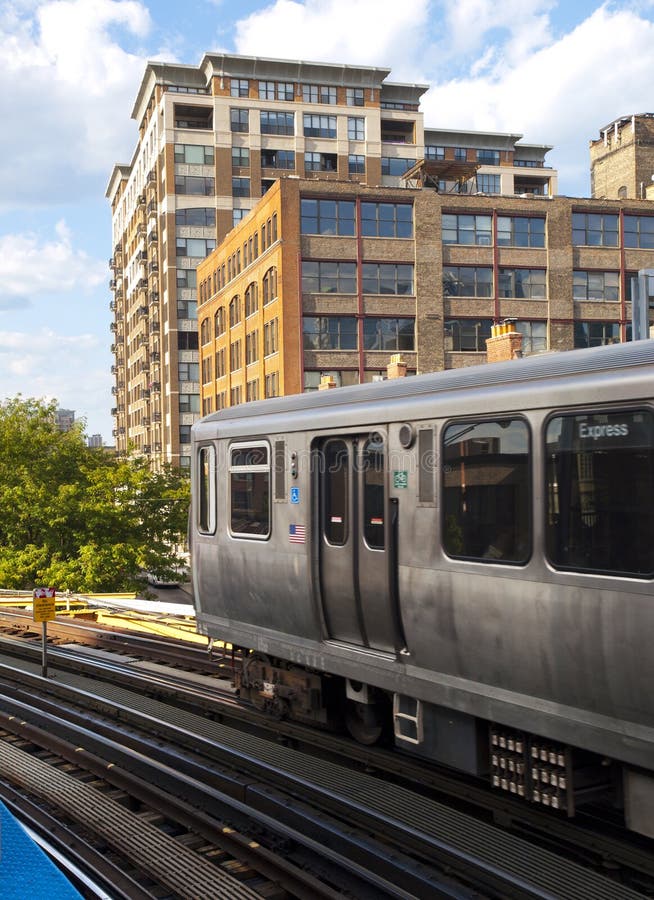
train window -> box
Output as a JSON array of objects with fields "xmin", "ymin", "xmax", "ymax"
[
  {"xmin": 197, "ymin": 445, "xmax": 216, "ymax": 534},
  {"xmin": 546, "ymin": 410, "xmax": 654, "ymax": 577},
  {"xmin": 229, "ymin": 442, "xmax": 270, "ymax": 538},
  {"xmin": 443, "ymin": 419, "xmax": 530, "ymax": 563},
  {"xmin": 363, "ymin": 435, "xmax": 385, "ymax": 550},
  {"xmin": 322, "ymin": 440, "xmax": 348, "ymax": 545}
]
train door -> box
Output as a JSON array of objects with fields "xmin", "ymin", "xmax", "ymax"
[{"xmin": 316, "ymin": 432, "xmax": 403, "ymax": 654}]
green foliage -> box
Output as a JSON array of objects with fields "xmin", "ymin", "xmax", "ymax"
[{"xmin": 0, "ymin": 396, "xmax": 190, "ymax": 592}]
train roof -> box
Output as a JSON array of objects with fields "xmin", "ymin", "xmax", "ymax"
[{"xmin": 193, "ymin": 340, "xmax": 654, "ymax": 437}]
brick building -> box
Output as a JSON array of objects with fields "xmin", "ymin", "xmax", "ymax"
[
  {"xmin": 197, "ymin": 176, "xmax": 654, "ymax": 414},
  {"xmin": 590, "ymin": 114, "xmax": 654, "ymax": 200}
]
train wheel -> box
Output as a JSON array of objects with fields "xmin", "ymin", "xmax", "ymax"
[{"xmin": 345, "ymin": 699, "xmax": 384, "ymax": 745}]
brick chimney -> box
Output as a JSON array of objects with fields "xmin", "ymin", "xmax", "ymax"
[
  {"xmin": 486, "ymin": 323, "xmax": 523, "ymax": 363},
  {"xmin": 387, "ymin": 353, "xmax": 407, "ymax": 379}
]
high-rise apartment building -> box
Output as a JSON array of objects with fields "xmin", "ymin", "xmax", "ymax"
[{"xmin": 107, "ymin": 53, "xmax": 555, "ymax": 469}]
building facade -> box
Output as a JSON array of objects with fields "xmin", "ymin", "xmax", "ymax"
[
  {"xmin": 590, "ymin": 114, "xmax": 654, "ymax": 200},
  {"xmin": 197, "ymin": 177, "xmax": 654, "ymax": 415},
  {"xmin": 107, "ymin": 53, "xmax": 555, "ymax": 469}
]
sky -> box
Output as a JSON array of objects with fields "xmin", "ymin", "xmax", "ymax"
[{"xmin": 2, "ymin": 0, "xmax": 654, "ymax": 442}]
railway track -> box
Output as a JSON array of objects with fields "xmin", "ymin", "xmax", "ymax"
[{"xmin": 0, "ymin": 624, "xmax": 651, "ymax": 898}]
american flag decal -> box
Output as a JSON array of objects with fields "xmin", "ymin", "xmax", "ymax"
[{"xmin": 289, "ymin": 523, "xmax": 306, "ymax": 544}]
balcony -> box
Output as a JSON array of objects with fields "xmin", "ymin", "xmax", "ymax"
[
  {"xmin": 148, "ymin": 260, "xmax": 158, "ymax": 274},
  {"xmin": 150, "ymin": 382, "xmax": 161, "ymax": 393},
  {"xmin": 109, "ymin": 300, "xmax": 116, "ymax": 311},
  {"xmin": 137, "ymin": 250, "xmax": 147, "ymax": 262},
  {"xmin": 138, "ymin": 193, "xmax": 146, "ymax": 205},
  {"xmin": 153, "ymin": 412, "xmax": 162, "ymax": 423},
  {"xmin": 147, "ymin": 200, "xmax": 157, "ymax": 217},
  {"xmin": 147, "ymin": 228, "xmax": 158, "ymax": 244},
  {"xmin": 137, "ymin": 278, "xmax": 148, "ymax": 290},
  {"xmin": 110, "ymin": 322, "xmax": 117, "ymax": 333},
  {"xmin": 147, "ymin": 170, "xmax": 156, "ymax": 185},
  {"xmin": 142, "ymin": 417, "xmax": 151, "ymax": 426},
  {"xmin": 151, "ymin": 350, "xmax": 161, "ymax": 362},
  {"xmin": 109, "ymin": 279, "xmax": 117, "ymax": 290}
]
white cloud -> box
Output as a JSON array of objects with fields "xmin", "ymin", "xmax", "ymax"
[
  {"xmin": 421, "ymin": 4, "xmax": 654, "ymax": 195},
  {"xmin": 0, "ymin": 0, "xmax": 152, "ymax": 208},
  {"xmin": 0, "ymin": 220, "xmax": 106, "ymax": 307},
  {"xmin": 0, "ymin": 327, "xmax": 113, "ymax": 438},
  {"xmin": 234, "ymin": 0, "xmax": 431, "ymax": 76}
]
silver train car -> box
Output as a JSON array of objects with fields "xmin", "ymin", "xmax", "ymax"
[{"xmin": 190, "ymin": 340, "xmax": 654, "ymax": 837}]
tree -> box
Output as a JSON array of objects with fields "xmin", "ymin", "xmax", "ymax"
[{"xmin": 0, "ymin": 397, "xmax": 190, "ymax": 592}]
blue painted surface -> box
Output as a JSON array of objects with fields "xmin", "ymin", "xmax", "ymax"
[{"xmin": 0, "ymin": 801, "xmax": 82, "ymax": 898}]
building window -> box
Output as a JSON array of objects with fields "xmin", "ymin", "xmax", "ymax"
[
  {"xmin": 442, "ymin": 213, "xmax": 492, "ymax": 245},
  {"xmin": 231, "ymin": 78, "xmax": 249, "ymax": 97},
  {"xmin": 425, "ymin": 145, "xmax": 445, "ymax": 160},
  {"xmin": 178, "ymin": 297, "xmax": 197, "ymax": 319},
  {"xmin": 173, "ymin": 105, "xmax": 212, "ymax": 129},
  {"xmin": 215, "ymin": 390, "xmax": 226, "ymax": 410},
  {"xmin": 302, "ymin": 260, "xmax": 357, "ymax": 294},
  {"xmin": 476, "ymin": 173, "xmax": 501, "ymax": 193},
  {"xmin": 499, "ymin": 268, "xmax": 547, "ymax": 299},
  {"xmin": 233, "ymin": 208, "xmax": 247, "ymax": 227},
  {"xmin": 574, "ymin": 321, "xmax": 621, "ymax": 348},
  {"xmin": 176, "ymin": 269, "xmax": 197, "ymax": 290},
  {"xmin": 515, "ymin": 320, "xmax": 547, "ymax": 353},
  {"xmin": 201, "ymin": 356, "xmax": 212, "ymax": 385},
  {"xmin": 261, "ymin": 148, "xmax": 295, "ymax": 169},
  {"xmin": 360, "ymin": 202, "xmax": 413, "ymax": 238},
  {"xmin": 175, "ymin": 175, "xmax": 215, "ymax": 195},
  {"xmin": 573, "ymin": 271, "xmax": 620, "ymax": 302},
  {"xmin": 264, "ymin": 372, "xmax": 279, "ymax": 398},
  {"xmin": 174, "ymin": 144, "xmax": 214, "ymax": 165},
  {"xmin": 572, "ymin": 212, "xmax": 619, "ymax": 247},
  {"xmin": 303, "ymin": 84, "xmax": 336, "ymax": 104},
  {"xmin": 178, "ymin": 331, "xmax": 198, "ymax": 350},
  {"xmin": 454, "ymin": 148, "xmax": 467, "ymax": 161},
  {"xmin": 175, "ymin": 207, "xmax": 215, "ymax": 227},
  {"xmin": 304, "ymin": 370, "xmax": 359, "ymax": 390},
  {"xmin": 301, "ymin": 199, "xmax": 355, "ymax": 235},
  {"xmin": 497, "ymin": 216, "xmax": 546, "ymax": 248},
  {"xmin": 264, "ymin": 318, "xmax": 279, "ymax": 356},
  {"xmin": 445, "ymin": 319, "xmax": 493, "ymax": 351},
  {"xmin": 230, "ymin": 340, "xmax": 242, "ymax": 370},
  {"xmin": 263, "ymin": 267, "xmax": 278, "ymax": 304},
  {"xmin": 176, "ymin": 237, "xmax": 216, "ymax": 258},
  {"xmin": 303, "ymin": 316, "xmax": 358, "ymax": 350},
  {"xmin": 303, "ymin": 114, "xmax": 337, "ymax": 138},
  {"xmin": 230, "ymin": 386, "xmax": 242, "ymax": 406},
  {"xmin": 232, "ymin": 147, "xmax": 250, "ymax": 168},
  {"xmin": 381, "ymin": 157, "xmax": 415, "ymax": 176},
  {"xmin": 258, "ymin": 80, "xmax": 275, "ymax": 99},
  {"xmin": 348, "ymin": 117, "xmax": 365, "ymax": 141},
  {"xmin": 346, "ymin": 87, "xmax": 364, "ymax": 106},
  {"xmin": 246, "ymin": 379, "xmax": 260, "ymax": 402},
  {"xmin": 179, "ymin": 393, "xmax": 200, "ymax": 413},
  {"xmin": 477, "ymin": 149, "xmax": 500, "ymax": 165},
  {"xmin": 277, "ymin": 81, "xmax": 294, "ymax": 101},
  {"xmin": 230, "ymin": 108, "xmax": 249, "ymax": 132},
  {"xmin": 232, "ymin": 177, "xmax": 250, "ymax": 198},
  {"xmin": 215, "ymin": 347, "xmax": 226, "ymax": 378},
  {"xmin": 246, "ymin": 330, "xmax": 259, "ymax": 365},
  {"xmin": 443, "ymin": 418, "xmax": 530, "ymax": 563},
  {"xmin": 624, "ymin": 215, "xmax": 654, "ymax": 249},
  {"xmin": 260, "ymin": 110, "xmax": 295, "ymax": 135},
  {"xmin": 214, "ymin": 307, "xmax": 226, "ymax": 337},
  {"xmin": 304, "ymin": 151, "xmax": 337, "ymax": 172},
  {"xmin": 178, "ymin": 362, "xmax": 199, "ymax": 381},
  {"xmin": 245, "ymin": 282, "xmax": 259, "ymax": 317},
  {"xmin": 348, "ymin": 154, "xmax": 365, "ymax": 174},
  {"xmin": 363, "ymin": 317, "xmax": 415, "ymax": 351},
  {"xmin": 443, "ymin": 266, "xmax": 493, "ymax": 298},
  {"xmin": 362, "ymin": 263, "xmax": 414, "ymax": 295},
  {"xmin": 229, "ymin": 296, "xmax": 241, "ymax": 327},
  {"xmin": 200, "ymin": 317, "xmax": 211, "ymax": 345}
]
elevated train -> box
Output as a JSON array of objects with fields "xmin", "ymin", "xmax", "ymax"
[{"xmin": 190, "ymin": 341, "xmax": 654, "ymax": 837}]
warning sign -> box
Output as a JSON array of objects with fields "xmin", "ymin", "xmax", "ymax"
[{"xmin": 33, "ymin": 587, "xmax": 56, "ymax": 623}]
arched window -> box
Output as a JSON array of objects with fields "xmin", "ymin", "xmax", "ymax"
[
  {"xmin": 214, "ymin": 307, "xmax": 226, "ymax": 337},
  {"xmin": 229, "ymin": 295, "xmax": 241, "ymax": 327},
  {"xmin": 200, "ymin": 317, "xmax": 212, "ymax": 345},
  {"xmin": 263, "ymin": 267, "xmax": 278, "ymax": 305},
  {"xmin": 245, "ymin": 282, "xmax": 259, "ymax": 317}
]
